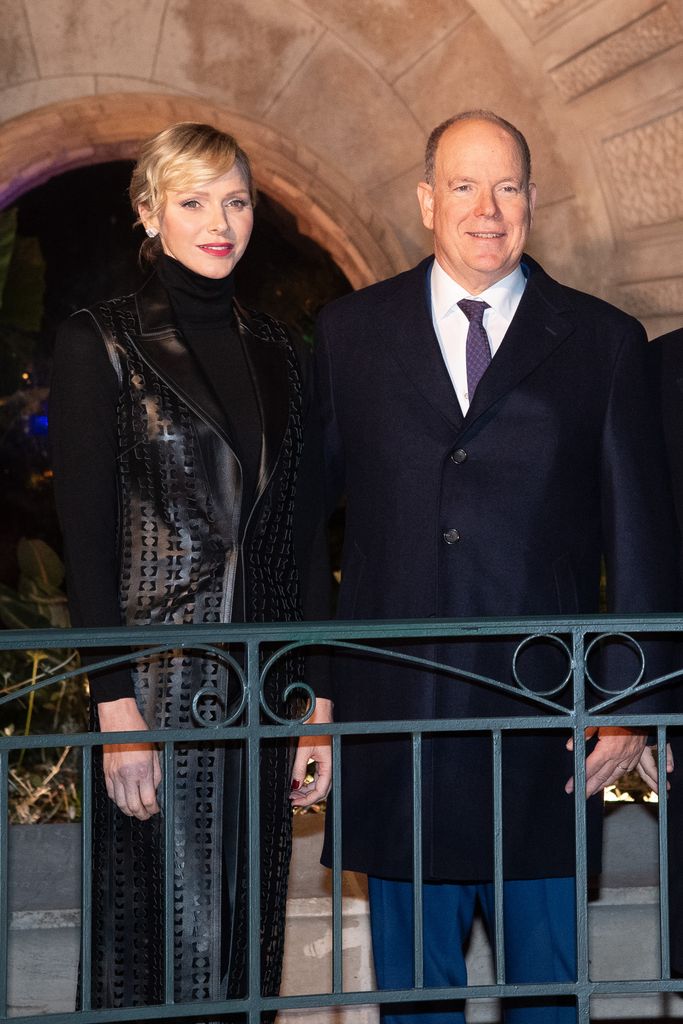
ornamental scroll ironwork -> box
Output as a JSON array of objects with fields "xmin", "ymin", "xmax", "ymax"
[
  {"xmin": 0, "ymin": 640, "xmax": 319, "ymax": 728},
  {"xmin": 1, "ymin": 622, "xmax": 679, "ymax": 729},
  {"xmin": 259, "ymin": 628, "xmax": 677, "ymax": 719},
  {"xmin": 0, "ymin": 628, "xmax": 677, "ymax": 724}
]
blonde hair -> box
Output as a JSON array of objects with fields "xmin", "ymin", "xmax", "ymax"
[{"xmin": 129, "ymin": 122, "xmax": 255, "ymax": 262}]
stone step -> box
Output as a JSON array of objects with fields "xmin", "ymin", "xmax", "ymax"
[
  {"xmin": 7, "ymin": 805, "xmax": 682, "ymax": 1021},
  {"xmin": 8, "ymin": 886, "xmax": 679, "ymax": 1021}
]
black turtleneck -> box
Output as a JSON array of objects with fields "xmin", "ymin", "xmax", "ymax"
[
  {"xmin": 156, "ymin": 254, "xmax": 260, "ymax": 508},
  {"xmin": 157, "ymin": 251, "xmax": 236, "ymax": 321}
]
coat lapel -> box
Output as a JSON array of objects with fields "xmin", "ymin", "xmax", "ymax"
[
  {"xmin": 234, "ymin": 301, "xmax": 289, "ymax": 503},
  {"xmin": 462, "ymin": 257, "xmax": 576, "ymax": 433},
  {"xmin": 132, "ymin": 274, "xmax": 237, "ymax": 448},
  {"xmin": 382, "ymin": 256, "xmax": 578, "ymax": 440},
  {"xmin": 132, "ymin": 275, "xmax": 291, "ymax": 503},
  {"xmin": 382, "ymin": 258, "xmax": 465, "ymax": 432}
]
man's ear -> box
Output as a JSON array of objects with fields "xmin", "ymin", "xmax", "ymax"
[
  {"xmin": 527, "ymin": 182, "xmax": 537, "ymax": 226},
  {"xmin": 417, "ymin": 182, "xmax": 435, "ymax": 231}
]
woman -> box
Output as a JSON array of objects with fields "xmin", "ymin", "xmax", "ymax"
[{"xmin": 50, "ymin": 122, "xmax": 329, "ymax": 1018}]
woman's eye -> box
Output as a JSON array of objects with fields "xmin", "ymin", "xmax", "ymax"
[
  {"xmin": 181, "ymin": 199, "xmax": 200, "ymax": 209},
  {"xmin": 227, "ymin": 198, "xmax": 249, "ymax": 209}
]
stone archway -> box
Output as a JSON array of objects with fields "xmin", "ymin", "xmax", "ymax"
[{"xmin": 0, "ymin": 92, "xmax": 408, "ymax": 290}]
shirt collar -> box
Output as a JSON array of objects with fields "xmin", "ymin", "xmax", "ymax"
[{"xmin": 431, "ymin": 259, "xmax": 527, "ymax": 326}]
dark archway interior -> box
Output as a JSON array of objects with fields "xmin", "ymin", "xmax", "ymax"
[{"xmin": 0, "ymin": 161, "xmax": 350, "ymax": 586}]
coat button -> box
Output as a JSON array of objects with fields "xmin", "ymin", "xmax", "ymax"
[
  {"xmin": 450, "ymin": 448, "xmax": 467, "ymax": 464},
  {"xmin": 443, "ymin": 528, "xmax": 460, "ymax": 544}
]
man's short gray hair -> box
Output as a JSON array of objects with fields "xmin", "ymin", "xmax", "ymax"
[{"xmin": 424, "ymin": 110, "xmax": 532, "ymax": 190}]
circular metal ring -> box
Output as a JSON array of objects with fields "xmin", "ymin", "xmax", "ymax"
[
  {"xmin": 584, "ymin": 632, "xmax": 645, "ymax": 696},
  {"xmin": 512, "ymin": 634, "xmax": 574, "ymax": 697}
]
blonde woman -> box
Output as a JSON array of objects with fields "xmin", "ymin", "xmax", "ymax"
[{"xmin": 50, "ymin": 122, "xmax": 329, "ymax": 1019}]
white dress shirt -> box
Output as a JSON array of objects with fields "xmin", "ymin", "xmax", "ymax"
[{"xmin": 430, "ymin": 260, "xmax": 527, "ymax": 414}]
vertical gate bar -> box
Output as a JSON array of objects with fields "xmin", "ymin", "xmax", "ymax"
[
  {"xmin": 331, "ymin": 732, "xmax": 343, "ymax": 994},
  {"xmin": 572, "ymin": 630, "xmax": 589, "ymax": 1001},
  {"xmin": 0, "ymin": 749, "xmax": 9, "ymax": 1018},
  {"xmin": 492, "ymin": 730, "xmax": 505, "ymax": 986},
  {"xmin": 163, "ymin": 740, "xmax": 175, "ymax": 1004},
  {"xmin": 412, "ymin": 732, "xmax": 424, "ymax": 991},
  {"xmin": 80, "ymin": 743, "xmax": 93, "ymax": 1011},
  {"xmin": 658, "ymin": 725, "xmax": 671, "ymax": 980},
  {"xmin": 247, "ymin": 639, "xmax": 261, "ymax": 1024}
]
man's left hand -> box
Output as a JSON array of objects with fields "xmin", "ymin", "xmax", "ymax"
[
  {"xmin": 565, "ymin": 726, "xmax": 648, "ymax": 797},
  {"xmin": 636, "ymin": 741, "xmax": 673, "ymax": 794}
]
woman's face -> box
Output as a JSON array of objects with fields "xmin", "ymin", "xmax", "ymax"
[{"xmin": 141, "ymin": 164, "xmax": 254, "ymax": 279}]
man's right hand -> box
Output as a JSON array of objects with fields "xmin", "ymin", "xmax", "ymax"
[{"xmin": 97, "ymin": 697, "xmax": 162, "ymax": 820}]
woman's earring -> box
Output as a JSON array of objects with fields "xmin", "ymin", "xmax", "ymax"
[{"xmin": 146, "ymin": 227, "xmax": 158, "ymax": 238}]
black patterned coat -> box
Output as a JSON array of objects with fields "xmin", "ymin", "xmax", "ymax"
[{"xmin": 51, "ymin": 272, "xmax": 326, "ymax": 1017}]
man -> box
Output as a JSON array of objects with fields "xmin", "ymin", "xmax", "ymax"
[
  {"xmin": 659, "ymin": 328, "xmax": 683, "ymax": 555},
  {"xmin": 291, "ymin": 111, "xmax": 676, "ymax": 1023},
  {"xmin": 653, "ymin": 327, "xmax": 683, "ymax": 974}
]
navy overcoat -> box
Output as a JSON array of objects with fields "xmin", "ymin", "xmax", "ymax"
[
  {"xmin": 656, "ymin": 326, "xmax": 683, "ymax": 970},
  {"xmin": 316, "ymin": 255, "xmax": 677, "ymax": 881}
]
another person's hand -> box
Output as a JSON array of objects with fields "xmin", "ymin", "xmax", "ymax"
[
  {"xmin": 290, "ymin": 696, "xmax": 333, "ymax": 809},
  {"xmin": 565, "ymin": 726, "xmax": 648, "ymax": 798},
  {"xmin": 636, "ymin": 741, "xmax": 673, "ymax": 794},
  {"xmin": 98, "ymin": 697, "xmax": 162, "ymax": 819}
]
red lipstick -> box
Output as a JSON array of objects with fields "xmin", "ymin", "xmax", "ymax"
[{"xmin": 197, "ymin": 243, "xmax": 234, "ymax": 257}]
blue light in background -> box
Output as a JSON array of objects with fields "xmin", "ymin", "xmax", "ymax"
[{"xmin": 29, "ymin": 413, "xmax": 48, "ymax": 436}]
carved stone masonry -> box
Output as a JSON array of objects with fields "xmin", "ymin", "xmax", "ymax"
[
  {"xmin": 550, "ymin": 5, "xmax": 683, "ymax": 100},
  {"xmin": 512, "ymin": 0, "xmax": 565, "ymax": 17},
  {"xmin": 602, "ymin": 109, "xmax": 683, "ymax": 231},
  {"xmin": 618, "ymin": 277, "xmax": 683, "ymax": 317}
]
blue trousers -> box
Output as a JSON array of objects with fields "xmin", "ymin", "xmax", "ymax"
[{"xmin": 368, "ymin": 876, "xmax": 576, "ymax": 1024}]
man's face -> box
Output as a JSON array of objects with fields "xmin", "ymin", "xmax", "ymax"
[{"xmin": 417, "ymin": 119, "xmax": 536, "ymax": 295}]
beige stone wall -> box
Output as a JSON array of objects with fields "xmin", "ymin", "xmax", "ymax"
[{"xmin": 0, "ymin": 0, "xmax": 681, "ymax": 334}]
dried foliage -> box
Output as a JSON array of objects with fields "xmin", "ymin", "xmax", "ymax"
[
  {"xmin": 1, "ymin": 539, "xmax": 88, "ymax": 822},
  {"xmin": 8, "ymin": 745, "xmax": 81, "ymax": 824}
]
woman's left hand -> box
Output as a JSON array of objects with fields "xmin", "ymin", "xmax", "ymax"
[{"xmin": 290, "ymin": 697, "xmax": 333, "ymax": 808}]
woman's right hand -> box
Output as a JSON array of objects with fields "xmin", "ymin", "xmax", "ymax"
[
  {"xmin": 97, "ymin": 697, "xmax": 162, "ymax": 819},
  {"xmin": 290, "ymin": 697, "xmax": 333, "ymax": 808}
]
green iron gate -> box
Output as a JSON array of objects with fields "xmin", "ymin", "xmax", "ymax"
[{"xmin": 1, "ymin": 614, "xmax": 682, "ymax": 1022}]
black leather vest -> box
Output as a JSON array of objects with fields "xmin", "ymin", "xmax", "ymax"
[{"xmin": 90, "ymin": 272, "xmax": 304, "ymax": 637}]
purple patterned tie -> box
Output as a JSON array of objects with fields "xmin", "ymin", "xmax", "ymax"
[{"xmin": 458, "ymin": 298, "xmax": 491, "ymax": 399}]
